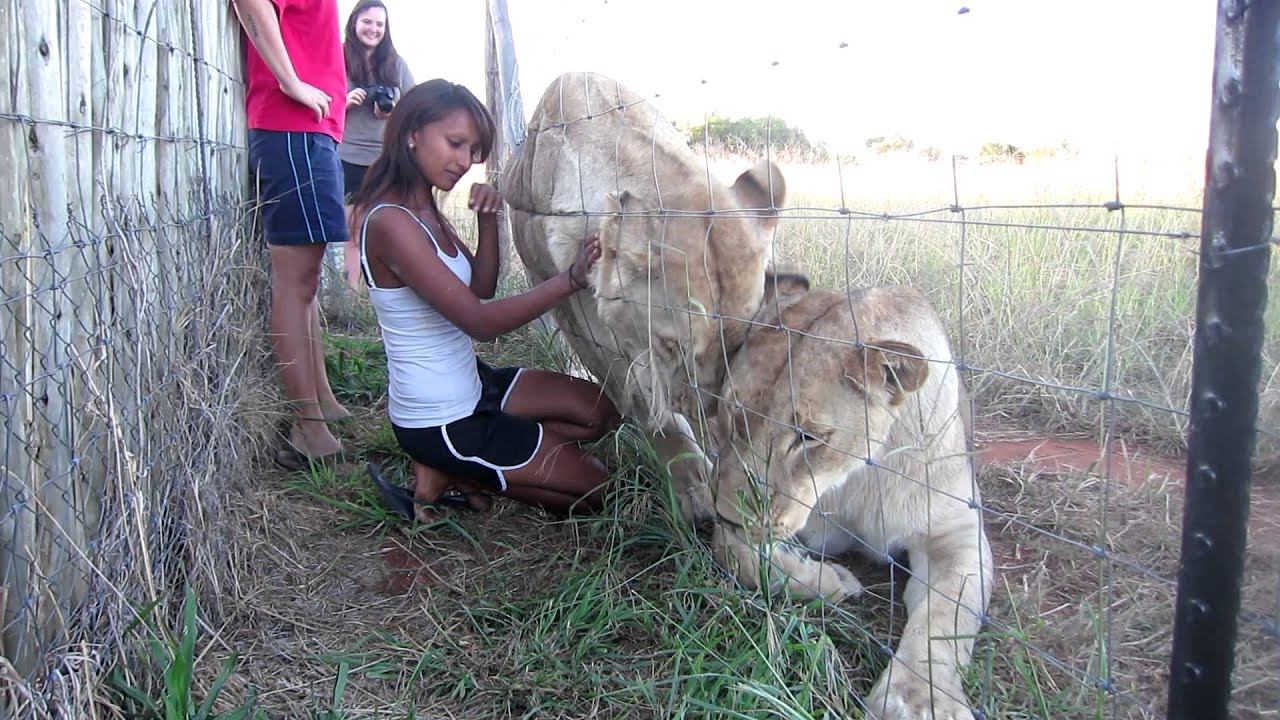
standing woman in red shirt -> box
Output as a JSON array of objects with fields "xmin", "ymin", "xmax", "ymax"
[{"xmin": 232, "ymin": 0, "xmax": 351, "ymax": 468}]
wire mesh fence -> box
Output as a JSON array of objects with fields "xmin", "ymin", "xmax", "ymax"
[
  {"xmin": 491, "ymin": 4, "xmax": 1280, "ymax": 716},
  {"xmin": 0, "ymin": 0, "xmax": 1272, "ymax": 716},
  {"xmin": 0, "ymin": 0, "xmax": 268, "ymax": 716},
  {"xmin": 503, "ymin": 90, "xmax": 1279, "ymax": 720}
]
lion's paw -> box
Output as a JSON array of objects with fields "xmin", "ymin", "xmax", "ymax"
[
  {"xmin": 677, "ymin": 482, "xmax": 716, "ymax": 527},
  {"xmin": 788, "ymin": 558, "xmax": 864, "ymax": 602},
  {"xmin": 864, "ymin": 674, "xmax": 974, "ymax": 720},
  {"xmin": 822, "ymin": 561, "xmax": 864, "ymax": 602}
]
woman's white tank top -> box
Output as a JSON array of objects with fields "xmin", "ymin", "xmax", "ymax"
[{"xmin": 359, "ymin": 203, "xmax": 482, "ymax": 428}]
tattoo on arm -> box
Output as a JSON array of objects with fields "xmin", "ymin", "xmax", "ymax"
[{"xmin": 246, "ymin": 15, "xmax": 259, "ymax": 39}]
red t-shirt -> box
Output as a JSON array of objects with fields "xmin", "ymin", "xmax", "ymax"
[{"xmin": 244, "ymin": 0, "xmax": 346, "ymax": 142}]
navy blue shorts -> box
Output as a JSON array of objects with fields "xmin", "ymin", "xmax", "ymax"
[
  {"xmin": 392, "ymin": 361, "xmax": 543, "ymax": 492},
  {"xmin": 248, "ymin": 130, "xmax": 349, "ymax": 246}
]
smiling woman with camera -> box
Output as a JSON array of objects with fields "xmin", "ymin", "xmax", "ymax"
[{"xmin": 339, "ymin": 0, "xmax": 415, "ymax": 290}]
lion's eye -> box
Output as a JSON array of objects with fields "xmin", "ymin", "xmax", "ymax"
[
  {"xmin": 790, "ymin": 427, "xmax": 821, "ymax": 452},
  {"xmin": 653, "ymin": 336, "xmax": 679, "ymax": 358}
]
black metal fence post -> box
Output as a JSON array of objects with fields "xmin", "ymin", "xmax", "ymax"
[{"xmin": 1167, "ymin": 2, "xmax": 1280, "ymax": 718}]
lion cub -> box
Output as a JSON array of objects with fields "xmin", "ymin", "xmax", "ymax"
[{"xmin": 712, "ymin": 284, "xmax": 993, "ymax": 720}]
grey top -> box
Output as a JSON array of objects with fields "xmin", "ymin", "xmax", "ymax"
[{"xmin": 340, "ymin": 56, "xmax": 415, "ymax": 166}]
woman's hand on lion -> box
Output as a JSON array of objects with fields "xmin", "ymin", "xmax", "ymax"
[
  {"xmin": 568, "ymin": 233, "xmax": 601, "ymax": 291},
  {"xmin": 469, "ymin": 183, "xmax": 504, "ymax": 215}
]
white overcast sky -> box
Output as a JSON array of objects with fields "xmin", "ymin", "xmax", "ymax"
[{"xmin": 337, "ymin": 0, "xmax": 1218, "ymax": 157}]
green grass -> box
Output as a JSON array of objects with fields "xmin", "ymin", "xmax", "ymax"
[
  {"xmin": 324, "ymin": 333, "xmax": 390, "ymax": 406},
  {"xmin": 285, "ymin": 462, "xmax": 400, "ymax": 531},
  {"xmin": 109, "ymin": 156, "xmax": 1277, "ymax": 719},
  {"xmin": 309, "ymin": 456, "xmax": 879, "ymax": 718},
  {"xmin": 108, "ymin": 587, "xmax": 263, "ymax": 720}
]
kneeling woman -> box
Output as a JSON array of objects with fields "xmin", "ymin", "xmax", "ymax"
[{"xmin": 350, "ymin": 79, "xmax": 620, "ymax": 520}]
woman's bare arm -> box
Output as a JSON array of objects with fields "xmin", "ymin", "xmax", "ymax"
[
  {"xmin": 231, "ymin": 0, "xmax": 332, "ymax": 122},
  {"xmin": 368, "ymin": 208, "xmax": 595, "ymax": 341}
]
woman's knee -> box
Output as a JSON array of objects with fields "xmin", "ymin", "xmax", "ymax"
[
  {"xmin": 269, "ymin": 246, "xmax": 325, "ymax": 301},
  {"xmin": 575, "ymin": 453, "xmax": 610, "ymax": 499},
  {"xmin": 583, "ymin": 392, "xmax": 622, "ymax": 438},
  {"xmin": 532, "ymin": 440, "xmax": 607, "ymax": 493},
  {"xmin": 557, "ymin": 455, "xmax": 608, "ymax": 512}
]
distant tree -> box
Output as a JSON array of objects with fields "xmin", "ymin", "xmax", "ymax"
[
  {"xmin": 978, "ymin": 141, "xmax": 1025, "ymax": 165},
  {"xmin": 685, "ymin": 115, "xmax": 829, "ymax": 163},
  {"xmin": 1023, "ymin": 139, "xmax": 1078, "ymax": 162},
  {"xmin": 864, "ymin": 135, "xmax": 914, "ymax": 155}
]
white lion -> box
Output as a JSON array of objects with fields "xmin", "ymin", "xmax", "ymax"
[
  {"xmin": 504, "ymin": 72, "xmax": 993, "ymax": 720},
  {"xmin": 503, "ymin": 71, "xmax": 785, "ymax": 523},
  {"xmin": 712, "ymin": 283, "xmax": 993, "ymax": 720}
]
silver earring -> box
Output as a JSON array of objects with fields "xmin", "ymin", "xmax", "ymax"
[{"xmin": 408, "ymin": 142, "xmax": 415, "ymax": 150}]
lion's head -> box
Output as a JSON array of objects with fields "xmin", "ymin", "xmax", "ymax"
[
  {"xmin": 591, "ymin": 160, "xmax": 787, "ymax": 426},
  {"xmin": 711, "ymin": 290, "xmax": 931, "ymax": 529}
]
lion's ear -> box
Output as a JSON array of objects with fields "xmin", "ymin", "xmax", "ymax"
[
  {"xmin": 843, "ymin": 340, "xmax": 929, "ymax": 406},
  {"xmin": 596, "ymin": 190, "xmax": 654, "ymax": 292},
  {"xmin": 763, "ymin": 271, "xmax": 810, "ymax": 302},
  {"xmin": 605, "ymin": 189, "xmax": 632, "ymax": 213},
  {"xmin": 731, "ymin": 160, "xmax": 786, "ymax": 227}
]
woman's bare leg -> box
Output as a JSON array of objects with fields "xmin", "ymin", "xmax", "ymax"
[
  {"xmin": 342, "ymin": 204, "xmax": 364, "ymax": 291},
  {"xmin": 500, "ymin": 428, "xmax": 610, "ymax": 515},
  {"xmin": 310, "ymin": 299, "xmax": 350, "ymax": 420},
  {"xmin": 269, "ymin": 244, "xmax": 343, "ymax": 457},
  {"xmin": 502, "ymin": 370, "xmax": 620, "ymax": 442},
  {"xmin": 410, "ymin": 461, "xmax": 492, "ymax": 522},
  {"xmin": 403, "ymin": 370, "xmax": 617, "ymax": 520}
]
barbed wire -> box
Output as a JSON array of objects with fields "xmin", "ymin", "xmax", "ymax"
[
  {"xmin": 74, "ymin": 0, "xmax": 246, "ymax": 89},
  {"xmin": 0, "ymin": 112, "xmax": 245, "ymax": 152}
]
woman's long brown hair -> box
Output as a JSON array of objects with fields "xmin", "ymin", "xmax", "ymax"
[
  {"xmin": 343, "ymin": 1, "xmax": 400, "ymax": 87},
  {"xmin": 349, "ymin": 79, "xmax": 496, "ymax": 241}
]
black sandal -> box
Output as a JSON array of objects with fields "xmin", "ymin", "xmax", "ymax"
[
  {"xmin": 273, "ymin": 442, "xmax": 353, "ymax": 472},
  {"xmin": 366, "ymin": 462, "xmax": 488, "ymax": 521}
]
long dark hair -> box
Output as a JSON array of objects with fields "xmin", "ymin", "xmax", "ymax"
[
  {"xmin": 343, "ymin": 0, "xmax": 399, "ymax": 87},
  {"xmin": 350, "ymin": 79, "xmax": 496, "ymax": 234}
]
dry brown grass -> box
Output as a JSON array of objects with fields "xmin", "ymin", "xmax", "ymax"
[{"xmin": 973, "ymin": 459, "xmax": 1278, "ymax": 720}]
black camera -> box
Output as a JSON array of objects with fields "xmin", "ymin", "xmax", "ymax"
[{"xmin": 364, "ymin": 84, "xmax": 395, "ymax": 114}]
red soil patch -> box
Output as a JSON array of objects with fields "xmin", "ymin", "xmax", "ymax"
[
  {"xmin": 974, "ymin": 433, "xmax": 1184, "ymax": 487},
  {"xmin": 976, "ymin": 430, "xmax": 1280, "ymax": 557},
  {"xmin": 377, "ymin": 542, "xmax": 450, "ymax": 594},
  {"xmin": 377, "ymin": 533, "xmax": 511, "ymax": 595}
]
